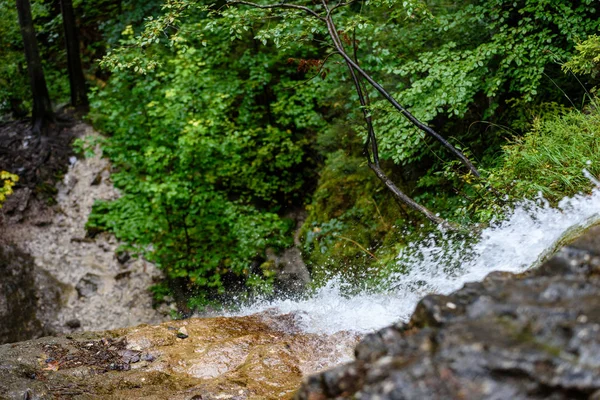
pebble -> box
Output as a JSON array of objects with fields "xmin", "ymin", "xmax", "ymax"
[{"xmin": 177, "ymin": 327, "xmax": 189, "ymax": 339}]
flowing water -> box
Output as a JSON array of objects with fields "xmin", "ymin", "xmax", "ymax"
[
  {"xmin": 238, "ymin": 186, "xmax": 600, "ymax": 335},
  {"xmin": 6, "ymin": 127, "xmax": 600, "ymax": 396}
]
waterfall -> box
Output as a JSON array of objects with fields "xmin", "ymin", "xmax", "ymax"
[{"xmin": 236, "ymin": 187, "xmax": 600, "ymax": 335}]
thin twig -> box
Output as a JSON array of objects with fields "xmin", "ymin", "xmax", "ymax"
[
  {"xmin": 331, "ymin": 0, "xmax": 355, "ymax": 12},
  {"xmin": 370, "ymin": 197, "xmax": 390, "ymax": 229},
  {"xmin": 334, "ymin": 233, "xmax": 379, "ymax": 260}
]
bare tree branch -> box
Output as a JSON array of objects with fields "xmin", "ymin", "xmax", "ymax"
[
  {"xmin": 369, "ymin": 162, "xmax": 447, "ymax": 226},
  {"xmin": 225, "ymin": 0, "xmax": 466, "ymax": 227},
  {"xmin": 226, "ymin": 0, "xmax": 324, "ymax": 20},
  {"xmin": 323, "ymin": 11, "xmax": 480, "ymax": 178},
  {"xmin": 324, "ymin": 8, "xmax": 447, "ymax": 227}
]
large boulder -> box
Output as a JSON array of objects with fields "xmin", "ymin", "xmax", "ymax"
[
  {"xmin": 0, "ymin": 243, "xmax": 42, "ymax": 344},
  {"xmin": 0, "ymin": 243, "xmax": 62, "ymax": 344},
  {"xmin": 296, "ymin": 227, "xmax": 600, "ymax": 399}
]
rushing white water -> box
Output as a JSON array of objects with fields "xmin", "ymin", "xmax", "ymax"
[{"xmin": 238, "ymin": 187, "xmax": 600, "ymax": 335}]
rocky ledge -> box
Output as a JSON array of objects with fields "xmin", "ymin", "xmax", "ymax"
[
  {"xmin": 3, "ymin": 224, "xmax": 600, "ymax": 399},
  {"xmin": 0, "ymin": 312, "xmax": 356, "ymax": 399},
  {"xmin": 297, "ymin": 226, "xmax": 600, "ymax": 399}
]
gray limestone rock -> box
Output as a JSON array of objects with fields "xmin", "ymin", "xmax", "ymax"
[{"xmin": 296, "ymin": 226, "xmax": 600, "ymax": 400}]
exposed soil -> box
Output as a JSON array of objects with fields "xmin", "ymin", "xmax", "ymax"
[{"xmin": 0, "ymin": 117, "xmax": 75, "ymax": 225}]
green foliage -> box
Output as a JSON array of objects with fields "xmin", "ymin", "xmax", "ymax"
[
  {"xmin": 369, "ymin": 0, "xmax": 600, "ymax": 164},
  {"xmin": 262, "ymin": 0, "xmax": 600, "ymax": 283},
  {"xmin": 4, "ymin": 0, "xmax": 595, "ymax": 306},
  {"xmin": 488, "ymin": 103, "xmax": 600, "ymax": 203},
  {"xmin": 484, "ymin": 38, "xmax": 600, "ymax": 207},
  {"xmin": 72, "ymin": 135, "xmax": 104, "ymax": 158},
  {"xmin": 90, "ymin": 5, "xmax": 325, "ymax": 307},
  {"xmin": 0, "ymin": 0, "xmax": 168, "ymax": 118},
  {"xmin": 91, "ymin": 0, "xmax": 600, "ymax": 303},
  {"xmin": 563, "ymin": 35, "xmax": 600, "ymax": 80}
]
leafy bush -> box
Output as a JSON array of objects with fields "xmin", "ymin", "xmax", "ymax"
[
  {"xmin": 486, "ymin": 35, "xmax": 600, "ymax": 205},
  {"xmin": 89, "ymin": 8, "xmax": 325, "ymax": 308},
  {"xmin": 365, "ymin": 0, "xmax": 600, "ymax": 165}
]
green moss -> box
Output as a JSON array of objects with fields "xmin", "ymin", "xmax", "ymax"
[
  {"xmin": 497, "ymin": 317, "xmax": 562, "ymax": 358},
  {"xmin": 301, "ymin": 151, "xmax": 411, "ymax": 288}
]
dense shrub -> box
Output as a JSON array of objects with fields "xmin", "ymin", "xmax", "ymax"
[
  {"xmin": 88, "ymin": 9, "xmax": 326, "ymax": 307},
  {"xmin": 83, "ymin": 0, "xmax": 600, "ymax": 306}
]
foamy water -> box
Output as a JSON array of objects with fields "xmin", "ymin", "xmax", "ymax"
[{"xmin": 237, "ymin": 187, "xmax": 600, "ymax": 335}]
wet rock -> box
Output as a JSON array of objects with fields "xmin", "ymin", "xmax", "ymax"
[
  {"xmin": 276, "ymin": 247, "xmax": 311, "ymax": 292},
  {"xmin": 0, "ymin": 187, "xmax": 31, "ymax": 221},
  {"xmin": 569, "ymin": 225, "xmax": 600, "ymax": 255},
  {"xmin": 62, "ymin": 174, "xmax": 78, "ymax": 194},
  {"xmin": 0, "ymin": 243, "xmax": 61, "ymax": 344},
  {"xmin": 114, "ymin": 270, "xmax": 132, "ymax": 280},
  {"xmin": 75, "ymin": 273, "xmax": 102, "ymax": 298},
  {"xmin": 0, "ymin": 314, "xmax": 357, "ymax": 400},
  {"xmin": 65, "ymin": 319, "xmax": 81, "ymax": 329},
  {"xmin": 296, "ymin": 228, "xmax": 600, "ymax": 399},
  {"xmin": 30, "ymin": 210, "xmax": 53, "ymax": 227},
  {"xmin": 176, "ymin": 326, "xmax": 189, "ymax": 339},
  {"xmin": 0, "ymin": 243, "xmax": 43, "ymax": 344},
  {"xmin": 90, "ymin": 170, "xmax": 103, "ymax": 185},
  {"xmin": 266, "ymin": 247, "xmax": 311, "ymax": 294},
  {"xmin": 116, "ymin": 250, "xmax": 131, "ymax": 264},
  {"xmin": 263, "ymin": 209, "xmax": 311, "ymax": 295}
]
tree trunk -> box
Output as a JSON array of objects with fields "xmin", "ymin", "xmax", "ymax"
[
  {"xmin": 16, "ymin": 0, "xmax": 53, "ymax": 135},
  {"xmin": 60, "ymin": 0, "xmax": 88, "ymax": 109}
]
